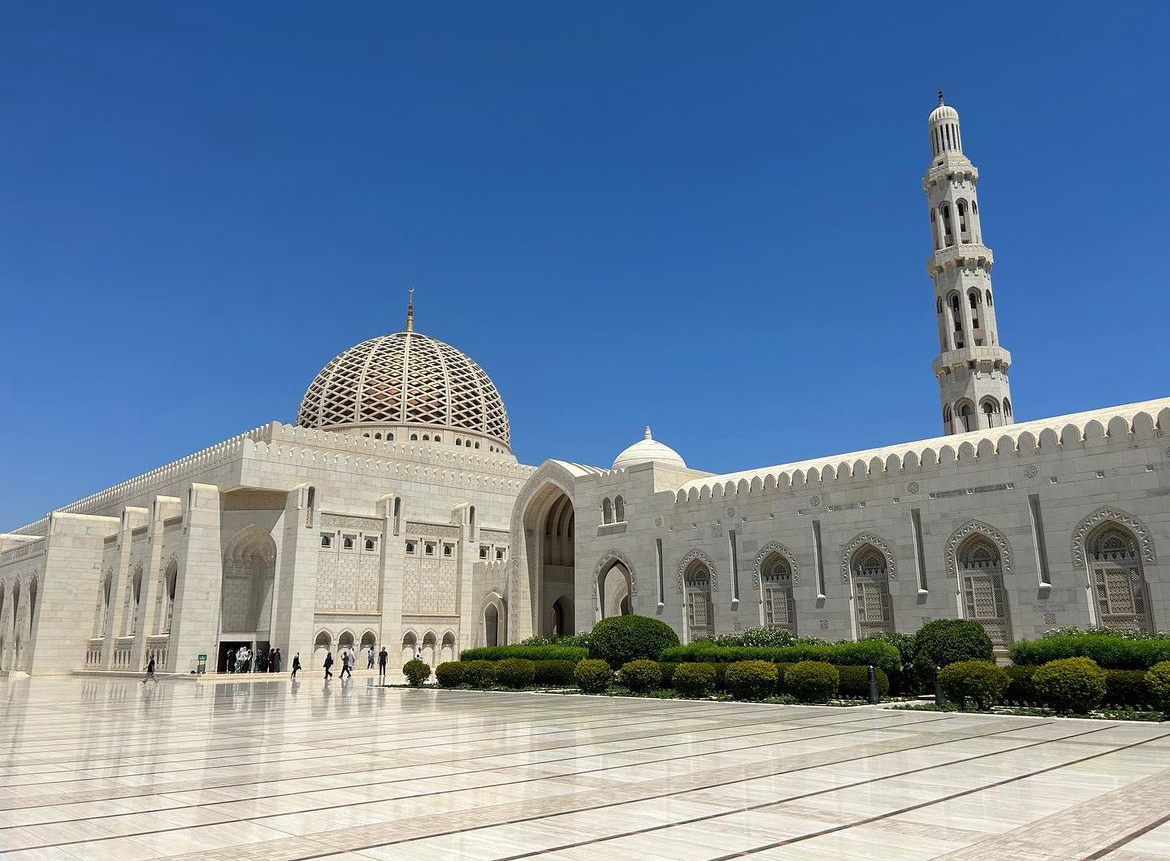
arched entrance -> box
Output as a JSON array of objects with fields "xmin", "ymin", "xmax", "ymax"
[
  {"xmin": 219, "ymin": 527, "xmax": 277, "ymax": 671},
  {"xmin": 313, "ymin": 631, "xmax": 332, "ymax": 667},
  {"xmin": 599, "ymin": 560, "xmax": 632, "ymax": 619},
  {"xmin": 484, "ymin": 605, "xmax": 500, "ymax": 646},
  {"xmin": 522, "ymin": 485, "xmax": 576, "ymax": 637}
]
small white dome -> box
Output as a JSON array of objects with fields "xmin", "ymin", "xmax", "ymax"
[
  {"xmin": 928, "ymin": 103, "xmax": 959, "ymax": 125},
  {"xmin": 612, "ymin": 427, "xmax": 686, "ymax": 470}
]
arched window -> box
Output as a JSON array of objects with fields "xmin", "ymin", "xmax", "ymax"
[
  {"xmin": 1086, "ymin": 524, "xmax": 1153, "ymax": 632},
  {"xmin": 851, "ymin": 546, "xmax": 893, "ymax": 636},
  {"xmin": 601, "ymin": 498, "xmax": 613, "ymax": 525},
  {"xmin": 684, "ymin": 562, "xmax": 714, "ymax": 640},
  {"xmin": 614, "ymin": 495, "xmax": 625, "ymax": 522},
  {"xmin": 440, "ymin": 631, "xmax": 456, "ymax": 664},
  {"xmin": 422, "ymin": 434, "xmax": 430, "ymax": 442},
  {"xmin": 313, "ymin": 630, "xmax": 332, "ymax": 667},
  {"xmin": 360, "ymin": 630, "xmax": 376, "ymax": 651},
  {"xmin": 969, "ymin": 289, "xmax": 980, "ymax": 309},
  {"xmin": 981, "ymin": 397, "xmax": 1000, "ymax": 428},
  {"xmin": 930, "ymin": 209, "xmax": 940, "ymax": 250},
  {"xmin": 1003, "ymin": 397, "xmax": 1012, "ymax": 418},
  {"xmin": 761, "ymin": 555, "xmax": 796, "ymax": 633},
  {"xmin": 410, "ymin": 433, "xmax": 418, "ymax": 441},
  {"xmin": 484, "ymin": 605, "xmax": 499, "ymax": 646},
  {"xmin": 941, "ymin": 203, "xmax": 954, "ymax": 246},
  {"xmin": 401, "ymin": 631, "xmax": 417, "ymax": 664},
  {"xmin": 388, "ymin": 433, "xmax": 394, "ymax": 441},
  {"xmin": 474, "ymin": 442, "xmax": 480, "ymax": 449},
  {"xmin": 374, "ymin": 432, "xmax": 382, "ymax": 440},
  {"xmin": 126, "ymin": 566, "xmax": 143, "ymax": 636},
  {"xmin": 392, "ymin": 497, "xmax": 402, "ymax": 536},
  {"xmin": 957, "ymin": 199, "xmax": 969, "ymax": 240},
  {"xmin": 162, "ymin": 561, "xmax": 178, "ymax": 634},
  {"xmin": 985, "ymin": 289, "xmax": 993, "ymax": 306},
  {"xmin": 456, "ymin": 438, "xmax": 462, "ymax": 446},
  {"xmin": 958, "ymin": 536, "xmax": 1011, "ymax": 647},
  {"xmin": 936, "ymin": 297, "xmax": 943, "ymax": 314},
  {"xmin": 957, "ymin": 401, "xmax": 975, "ymax": 432}
]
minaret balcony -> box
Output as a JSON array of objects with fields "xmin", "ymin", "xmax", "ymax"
[
  {"xmin": 927, "ymin": 243, "xmax": 994, "ymax": 274},
  {"xmin": 933, "ymin": 346, "xmax": 1012, "ymax": 376}
]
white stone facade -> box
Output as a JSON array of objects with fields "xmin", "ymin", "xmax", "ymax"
[{"xmin": 2, "ymin": 98, "xmax": 1168, "ymax": 676}]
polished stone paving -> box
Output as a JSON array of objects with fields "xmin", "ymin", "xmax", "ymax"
[{"xmin": 1, "ymin": 676, "xmax": 1169, "ymax": 860}]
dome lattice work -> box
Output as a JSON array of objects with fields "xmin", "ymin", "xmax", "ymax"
[{"xmin": 296, "ymin": 330, "xmax": 510, "ymax": 447}]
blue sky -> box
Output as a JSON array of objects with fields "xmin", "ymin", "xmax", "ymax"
[{"xmin": 2, "ymin": 2, "xmax": 1168, "ymax": 528}]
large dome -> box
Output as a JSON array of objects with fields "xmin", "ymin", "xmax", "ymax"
[{"xmin": 296, "ymin": 325, "xmax": 511, "ymax": 450}]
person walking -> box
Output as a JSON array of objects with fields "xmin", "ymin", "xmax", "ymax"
[
  {"xmin": 291, "ymin": 652, "xmax": 301, "ymax": 680},
  {"xmin": 378, "ymin": 645, "xmax": 388, "ymax": 682},
  {"xmin": 273, "ymin": 648, "xmax": 282, "ymax": 673},
  {"xmin": 339, "ymin": 648, "xmax": 353, "ymax": 681},
  {"xmin": 142, "ymin": 656, "xmax": 158, "ymax": 684},
  {"xmin": 323, "ymin": 650, "xmax": 334, "ymax": 680},
  {"xmin": 366, "ymin": 645, "xmax": 375, "ymax": 671},
  {"xmin": 225, "ymin": 647, "xmax": 236, "ymax": 674}
]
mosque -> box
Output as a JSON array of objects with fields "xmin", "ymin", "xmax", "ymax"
[{"xmin": 1, "ymin": 97, "xmax": 1167, "ymax": 676}]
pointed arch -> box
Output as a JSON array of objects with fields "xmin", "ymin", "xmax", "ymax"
[
  {"xmin": 752, "ymin": 541, "xmax": 799, "ymax": 587},
  {"xmin": 754, "ymin": 542, "xmax": 798, "ymax": 632},
  {"xmin": 840, "ymin": 533, "xmax": 897, "ymax": 582},
  {"xmin": 842, "ymin": 533, "xmax": 895, "ymax": 638},
  {"xmin": 678, "ymin": 550, "xmax": 716, "ymax": 640},
  {"xmin": 944, "ymin": 520, "xmax": 1013, "ymax": 578},
  {"xmin": 479, "ymin": 590, "xmax": 507, "ymax": 647},
  {"xmin": 1071, "ymin": 507, "xmax": 1156, "ymax": 568}
]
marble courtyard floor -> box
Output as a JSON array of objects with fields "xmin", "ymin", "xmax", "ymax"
[{"xmin": 2, "ymin": 677, "xmax": 1170, "ymax": 860}]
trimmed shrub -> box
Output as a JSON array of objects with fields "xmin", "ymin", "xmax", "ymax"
[
  {"xmin": 1033, "ymin": 657, "xmax": 1107, "ymax": 714},
  {"xmin": 589, "ymin": 615, "xmax": 680, "ymax": 668},
  {"xmin": 618, "ymin": 659, "xmax": 662, "ymax": 693},
  {"xmin": 712, "ymin": 662, "xmax": 727, "ymax": 691},
  {"xmin": 937, "ymin": 660, "xmax": 1009, "ymax": 710},
  {"xmin": 403, "ymin": 659, "xmax": 430, "ymax": 687},
  {"xmin": 1103, "ymin": 669, "xmax": 1150, "ymax": 708},
  {"xmin": 1004, "ymin": 665, "xmax": 1037, "ymax": 705},
  {"xmin": 913, "ymin": 619, "xmax": 994, "ymax": 687},
  {"xmin": 495, "ymin": 658, "xmax": 536, "ymax": 689},
  {"xmin": 462, "ymin": 660, "xmax": 498, "ymax": 689},
  {"xmin": 1009, "ymin": 634, "xmax": 1170, "ymax": 670},
  {"xmin": 460, "ymin": 645, "xmax": 588, "ymax": 663},
  {"xmin": 574, "ymin": 659, "xmax": 613, "ymax": 694},
  {"xmin": 661, "ymin": 640, "xmax": 900, "ymax": 676},
  {"xmin": 435, "ymin": 661, "xmax": 466, "ymax": 688},
  {"xmin": 658, "ymin": 661, "xmax": 677, "ymax": 688},
  {"xmin": 837, "ymin": 665, "xmax": 890, "ymax": 699},
  {"xmin": 724, "ymin": 661, "xmax": 779, "ymax": 701},
  {"xmin": 533, "ymin": 659, "xmax": 578, "ymax": 686},
  {"xmin": 673, "ymin": 662, "xmax": 717, "ymax": 698},
  {"xmin": 1145, "ymin": 661, "xmax": 1170, "ymax": 714},
  {"xmin": 785, "ymin": 661, "xmax": 839, "ymax": 703}
]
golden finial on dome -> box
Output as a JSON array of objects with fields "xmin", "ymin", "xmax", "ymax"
[{"xmin": 406, "ymin": 285, "xmax": 415, "ymax": 332}]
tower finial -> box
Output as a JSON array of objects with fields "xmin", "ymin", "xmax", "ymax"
[
  {"xmin": 938, "ymin": 89, "xmax": 945, "ymax": 106},
  {"xmin": 644, "ymin": 426, "xmax": 652, "ymax": 440},
  {"xmin": 405, "ymin": 285, "xmax": 415, "ymax": 332}
]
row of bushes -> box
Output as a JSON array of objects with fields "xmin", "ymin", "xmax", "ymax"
[
  {"xmin": 1009, "ymin": 634, "xmax": 1170, "ymax": 670},
  {"xmin": 939, "ymin": 658, "xmax": 1170, "ymax": 714},
  {"xmin": 662, "ymin": 639, "xmax": 901, "ymax": 676},
  {"xmin": 432, "ymin": 655, "xmax": 890, "ymax": 702},
  {"xmin": 458, "ymin": 645, "xmax": 589, "ymax": 663}
]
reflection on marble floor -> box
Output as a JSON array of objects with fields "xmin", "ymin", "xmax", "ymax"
[{"xmin": 1, "ymin": 676, "xmax": 1169, "ymax": 860}]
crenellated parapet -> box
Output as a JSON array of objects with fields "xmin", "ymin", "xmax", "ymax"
[{"xmin": 673, "ymin": 398, "xmax": 1170, "ymax": 505}]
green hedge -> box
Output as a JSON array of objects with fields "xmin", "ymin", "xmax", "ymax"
[
  {"xmin": 533, "ymin": 659, "xmax": 578, "ymax": 686},
  {"xmin": 403, "ymin": 659, "xmax": 430, "ymax": 686},
  {"xmin": 837, "ymin": 665, "xmax": 890, "ymax": 699},
  {"xmin": 1009, "ymin": 635, "xmax": 1170, "ymax": 670},
  {"xmin": 938, "ymin": 660, "xmax": 1009, "ymax": 710},
  {"xmin": 435, "ymin": 661, "xmax": 465, "ymax": 687},
  {"xmin": 1004, "ymin": 665, "xmax": 1037, "ymax": 705},
  {"xmin": 495, "ymin": 658, "xmax": 536, "ymax": 689},
  {"xmin": 460, "ymin": 645, "xmax": 588, "ymax": 663},
  {"xmin": 1146, "ymin": 662, "xmax": 1170, "ymax": 713},
  {"xmin": 1033, "ymin": 657, "xmax": 1107, "ymax": 714},
  {"xmin": 574, "ymin": 659, "xmax": 612, "ymax": 693},
  {"xmin": 589, "ymin": 615, "xmax": 680, "ymax": 668},
  {"xmin": 724, "ymin": 661, "xmax": 778, "ymax": 701},
  {"xmin": 661, "ymin": 640, "xmax": 899, "ymax": 675},
  {"xmin": 785, "ymin": 661, "xmax": 839, "ymax": 703},
  {"xmin": 618, "ymin": 659, "xmax": 661, "ymax": 693},
  {"xmin": 674, "ymin": 662, "xmax": 717, "ymax": 698}
]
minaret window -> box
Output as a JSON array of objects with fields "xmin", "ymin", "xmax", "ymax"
[
  {"xmin": 985, "ymin": 290, "xmax": 993, "ymax": 306},
  {"xmin": 1003, "ymin": 398, "xmax": 1012, "ymax": 418},
  {"xmin": 957, "ymin": 200, "xmax": 969, "ymax": 242},
  {"xmin": 968, "ymin": 290, "xmax": 980, "ymax": 309},
  {"xmin": 957, "ymin": 401, "xmax": 975, "ymax": 432}
]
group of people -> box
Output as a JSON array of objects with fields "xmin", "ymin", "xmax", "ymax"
[
  {"xmin": 223, "ymin": 645, "xmax": 283, "ymax": 674},
  {"xmin": 322, "ymin": 644, "xmax": 393, "ymax": 682}
]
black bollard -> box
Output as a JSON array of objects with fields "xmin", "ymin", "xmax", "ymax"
[{"xmin": 867, "ymin": 664, "xmax": 879, "ymax": 704}]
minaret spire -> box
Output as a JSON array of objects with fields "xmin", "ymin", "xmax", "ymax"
[
  {"xmin": 405, "ymin": 286, "xmax": 415, "ymax": 332},
  {"xmin": 923, "ymin": 97, "xmax": 1015, "ymax": 434}
]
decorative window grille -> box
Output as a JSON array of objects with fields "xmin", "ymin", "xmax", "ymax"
[{"xmin": 1088, "ymin": 527, "xmax": 1152, "ymax": 632}]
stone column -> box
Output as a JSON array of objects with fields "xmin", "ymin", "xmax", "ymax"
[{"xmin": 168, "ymin": 484, "xmax": 223, "ymax": 674}]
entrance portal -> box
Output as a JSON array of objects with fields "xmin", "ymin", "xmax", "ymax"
[{"xmin": 524, "ymin": 488, "xmax": 575, "ymax": 638}]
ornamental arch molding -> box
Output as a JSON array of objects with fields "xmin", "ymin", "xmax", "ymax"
[
  {"xmin": 840, "ymin": 533, "xmax": 897, "ymax": 582},
  {"xmin": 676, "ymin": 548, "xmax": 718, "ymax": 593},
  {"xmin": 944, "ymin": 520, "xmax": 1013, "ymax": 578},
  {"xmin": 592, "ymin": 550, "xmax": 638, "ymax": 597},
  {"xmin": 1071, "ymin": 507, "xmax": 1156, "ymax": 568},
  {"xmin": 752, "ymin": 542, "xmax": 799, "ymax": 587}
]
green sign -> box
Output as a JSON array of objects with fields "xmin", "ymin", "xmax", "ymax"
[{"xmin": 197, "ymin": 654, "xmax": 207, "ymax": 661}]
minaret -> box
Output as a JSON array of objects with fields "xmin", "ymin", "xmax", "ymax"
[{"xmin": 924, "ymin": 92, "xmax": 1014, "ymax": 435}]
